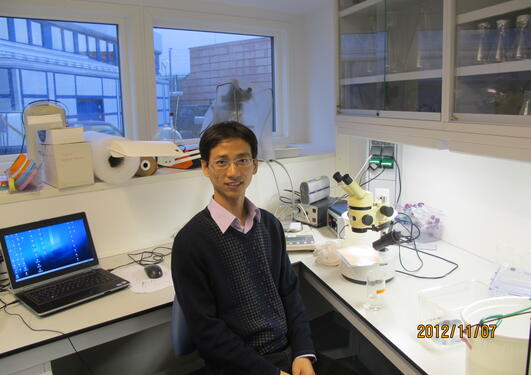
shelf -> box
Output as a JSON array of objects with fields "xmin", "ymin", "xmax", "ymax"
[
  {"xmin": 339, "ymin": 0, "xmax": 383, "ymax": 18},
  {"xmin": 456, "ymin": 59, "xmax": 531, "ymax": 77},
  {"xmin": 0, "ymin": 152, "xmax": 331, "ymax": 205},
  {"xmin": 457, "ymin": 0, "xmax": 530, "ymax": 24},
  {"xmin": 340, "ymin": 69, "xmax": 442, "ymax": 85}
]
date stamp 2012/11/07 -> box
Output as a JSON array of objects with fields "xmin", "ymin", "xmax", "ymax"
[{"xmin": 417, "ymin": 324, "xmax": 497, "ymax": 339}]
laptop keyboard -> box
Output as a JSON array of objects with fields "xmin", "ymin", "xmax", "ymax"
[{"xmin": 25, "ymin": 270, "xmax": 117, "ymax": 306}]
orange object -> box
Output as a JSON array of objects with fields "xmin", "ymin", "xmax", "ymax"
[
  {"xmin": 168, "ymin": 157, "xmax": 194, "ymax": 169},
  {"xmin": 6, "ymin": 154, "xmax": 27, "ymax": 177}
]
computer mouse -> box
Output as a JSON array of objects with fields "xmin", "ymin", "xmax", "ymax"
[{"xmin": 144, "ymin": 264, "xmax": 163, "ymax": 279}]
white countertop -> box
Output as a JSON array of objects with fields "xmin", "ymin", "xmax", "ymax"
[
  {"xmin": 288, "ymin": 226, "xmax": 499, "ymax": 375},
  {"xmin": 0, "ymin": 228, "xmax": 501, "ymax": 375},
  {"xmin": 0, "ymin": 253, "xmax": 174, "ymax": 361}
]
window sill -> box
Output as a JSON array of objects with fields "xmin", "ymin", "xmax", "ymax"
[{"xmin": 0, "ymin": 151, "xmax": 334, "ymax": 206}]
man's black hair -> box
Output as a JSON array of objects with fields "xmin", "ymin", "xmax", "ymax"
[{"xmin": 199, "ymin": 121, "xmax": 258, "ymax": 163}]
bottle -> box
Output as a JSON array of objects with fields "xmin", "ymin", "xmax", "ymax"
[
  {"xmin": 411, "ymin": 7, "xmax": 442, "ymax": 70},
  {"xmin": 493, "ymin": 19, "xmax": 511, "ymax": 62},
  {"xmin": 366, "ymin": 15, "xmax": 377, "ymax": 75},
  {"xmin": 386, "ymin": 14, "xmax": 401, "ymax": 73},
  {"xmin": 475, "ymin": 22, "xmax": 492, "ymax": 64},
  {"xmin": 515, "ymin": 14, "xmax": 530, "ymax": 60}
]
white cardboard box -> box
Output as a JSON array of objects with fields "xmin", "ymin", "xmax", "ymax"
[
  {"xmin": 38, "ymin": 127, "xmax": 84, "ymax": 145},
  {"xmin": 40, "ymin": 142, "xmax": 94, "ymax": 189}
]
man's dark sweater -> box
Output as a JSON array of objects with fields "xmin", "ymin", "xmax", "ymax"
[{"xmin": 171, "ymin": 207, "xmax": 315, "ymax": 375}]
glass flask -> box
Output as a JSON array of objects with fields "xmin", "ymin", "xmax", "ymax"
[
  {"xmin": 153, "ymin": 124, "xmax": 183, "ymax": 143},
  {"xmin": 515, "ymin": 14, "xmax": 530, "ymax": 60},
  {"xmin": 493, "ymin": 19, "xmax": 511, "ymax": 62},
  {"xmin": 475, "ymin": 22, "xmax": 492, "ymax": 63}
]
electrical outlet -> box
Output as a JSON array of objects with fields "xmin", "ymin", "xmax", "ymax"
[{"xmin": 375, "ymin": 188, "xmax": 390, "ymax": 204}]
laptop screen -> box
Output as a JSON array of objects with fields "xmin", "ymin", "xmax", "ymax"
[{"xmin": 0, "ymin": 212, "xmax": 99, "ymax": 289}]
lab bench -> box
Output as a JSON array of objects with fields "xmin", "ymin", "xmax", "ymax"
[{"xmin": 0, "ymin": 235, "xmax": 499, "ymax": 375}]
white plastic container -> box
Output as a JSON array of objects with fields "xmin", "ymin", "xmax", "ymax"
[{"xmin": 461, "ymin": 296, "xmax": 530, "ymax": 375}]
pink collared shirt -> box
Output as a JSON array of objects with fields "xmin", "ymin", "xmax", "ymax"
[
  {"xmin": 207, "ymin": 197, "xmax": 316, "ymax": 364},
  {"xmin": 207, "ymin": 197, "xmax": 261, "ymax": 234}
]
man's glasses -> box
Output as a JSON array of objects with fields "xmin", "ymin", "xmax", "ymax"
[{"xmin": 209, "ymin": 158, "xmax": 254, "ymax": 170}]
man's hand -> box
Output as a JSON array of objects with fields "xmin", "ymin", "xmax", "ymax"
[
  {"xmin": 280, "ymin": 371, "xmax": 291, "ymax": 375},
  {"xmin": 292, "ymin": 357, "xmax": 315, "ymax": 375}
]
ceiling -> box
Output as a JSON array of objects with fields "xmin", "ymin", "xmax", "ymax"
[{"xmin": 203, "ymin": 0, "xmax": 329, "ymax": 15}]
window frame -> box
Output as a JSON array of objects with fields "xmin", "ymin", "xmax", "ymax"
[{"xmin": 142, "ymin": 8, "xmax": 289, "ymax": 145}]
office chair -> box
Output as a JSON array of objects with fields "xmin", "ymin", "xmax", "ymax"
[{"xmin": 171, "ymin": 296, "xmax": 196, "ymax": 356}]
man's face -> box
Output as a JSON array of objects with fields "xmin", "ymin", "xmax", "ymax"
[{"xmin": 202, "ymin": 138, "xmax": 258, "ymax": 205}]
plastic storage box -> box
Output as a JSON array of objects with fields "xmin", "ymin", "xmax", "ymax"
[
  {"xmin": 396, "ymin": 202, "xmax": 444, "ymax": 242},
  {"xmin": 417, "ymin": 280, "xmax": 491, "ymax": 347}
]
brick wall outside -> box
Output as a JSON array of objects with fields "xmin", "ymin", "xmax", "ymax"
[{"xmin": 180, "ymin": 37, "xmax": 272, "ymax": 107}]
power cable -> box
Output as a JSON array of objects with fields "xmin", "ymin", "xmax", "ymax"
[
  {"xmin": 391, "ymin": 213, "xmax": 459, "ymax": 279},
  {"xmin": 360, "ymin": 167, "xmax": 386, "ymax": 187},
  {"xmin": 392, "ymin": 156, "xmax": 402, "ymax": 204},
  {"xmin": 107, "ymin": 246, "xmax": 171, "ymax": 272},
  {"xmin": 0, "ymin": 298, "xmax": 95, "ymax": 375}
]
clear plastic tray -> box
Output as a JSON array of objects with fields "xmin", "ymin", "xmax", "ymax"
[{"xmin": 417, "ymin": 280, "xmax": 491, "ymax": 347}]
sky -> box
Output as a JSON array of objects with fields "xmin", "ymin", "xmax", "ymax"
[{"xmin": 154, "ymin": 28, "xmax": 259, "ymax": 75}]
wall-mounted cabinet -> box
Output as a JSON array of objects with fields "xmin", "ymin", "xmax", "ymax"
[
  {"xmin": 337, "ymin": 0, "xmax": 531, "ymax": 162},
  {"xmin": 454, "ymin": 0, "xmax": 531, "ymax": 117},
  {"xmin": 339, "ymin": 0, "xmax": 443, "ymax": 117}
]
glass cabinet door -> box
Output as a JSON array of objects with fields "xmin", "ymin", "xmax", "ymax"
[
  {"xmin": 339, "ymin": 0, "xmax": 386, "ymax": 111},
  {"xmin": 454, "ymin": 1, "xmax": 531, "ymax": 116},
  {"xmin": 338, "ymin": 0, "xmax": 443, "ymax": 115}
]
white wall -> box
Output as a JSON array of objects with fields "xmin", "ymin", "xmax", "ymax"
[
  {"xmin": 401, "ymin": 145, "xmax": 531, "ymax": 268},
  {"xmin": 0, "ymin": 155, "xmax": 336, "ymax": 257},
  {"xmin": 302, "ymin": 4, "xmax": 337, "ymax": 153}
]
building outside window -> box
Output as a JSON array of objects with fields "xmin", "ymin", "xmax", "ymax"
[
  {"xmin": 153, "ymin": 28, "xmax": 274, "ymax": 140},
  {"xmin": 0, "ymin": 17, "xmax": 124, "ymax": 155}
]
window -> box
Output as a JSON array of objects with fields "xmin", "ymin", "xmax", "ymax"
[
  {"xmin": 0, "ymin": 18, "xmax": 8, "ymax": 40},
  {"xmin": 30, "ymin": 21, "xmax": 42, "ymax": 46},
  {"xmin": 108, "ymin": 43, "xmax": 115, "ymax": 64},
  {"xmin": 99, "ymin": 40, "xmax": 106, "ymax": 60},
  {"xmin": 78, "ymin": 33, "xmax": 87, "ymax": 54},
  {"xmin": 88, "ymin": 36, "xmax": 96, "ymax": 58},
  {"xmin": 64, "ymin": 29, "xmax": 73, "ymax": 52},
  {"xmin": 76, "ymin": 98, "xmax": 104, "ymax": 121},
  {"xmin": 51, "ymin": 26, "xmax": 62, "ymax": 50},
  {"xmin": 152, "ymin": 28, "xmax": 274, "ymax": 139},
  {"xmin": 14, "ymin": 19, "xmax": 28, "ymax": 44},
  {"xmin": 0, "ymin": 17, "xmax": 124, "ymax": 156}
]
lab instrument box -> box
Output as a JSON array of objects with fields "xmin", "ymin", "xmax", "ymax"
[
  {"xmin": 38, "ymin": 127, "xmax": 84, "ymax": 145},
  {"xmin": 295, "ymin": 197, "xmax": 339, "ymax": 227},
  {"xmin": 39, "ymin": 142, "xmax": 94, "ymax": 189}
]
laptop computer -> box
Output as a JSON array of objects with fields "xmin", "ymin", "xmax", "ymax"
[{"xmin": 0, "ymin": 212, "xmax": 129, "ymax": 316}]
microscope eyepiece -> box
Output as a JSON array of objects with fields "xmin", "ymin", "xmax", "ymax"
[
  {"xmin": 332, "ymin": 172, "xmax": 343, "ymax": 183},
  {"xmin": 342, "ymin": 174, "xmax": 353, "ymax": 185}
]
